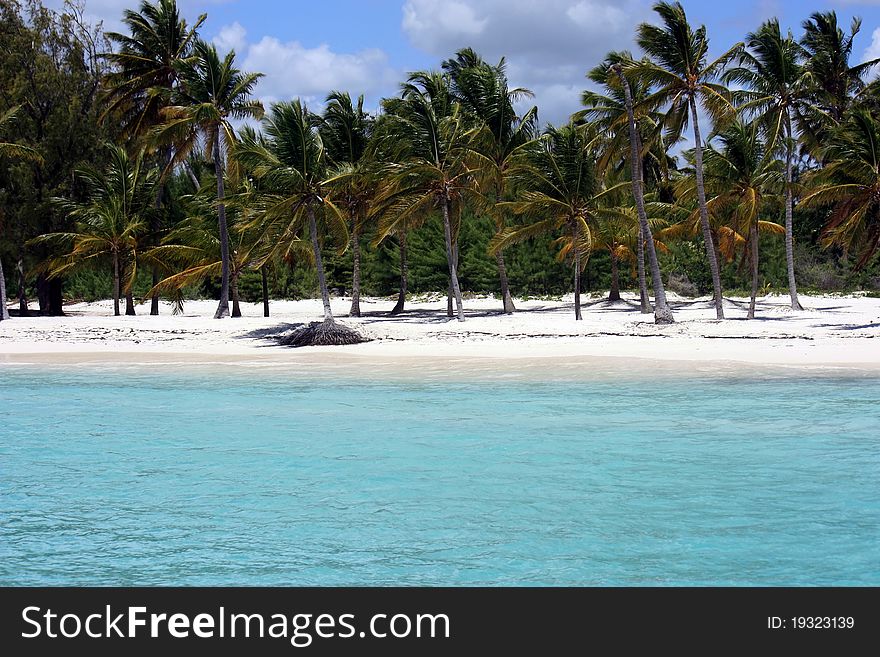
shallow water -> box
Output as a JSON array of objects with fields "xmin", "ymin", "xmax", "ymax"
[{"xmin": 1, "ymin": 365, "xmax": 878, "ymax": 585}]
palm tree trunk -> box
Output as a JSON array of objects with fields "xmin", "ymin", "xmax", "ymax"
[
  {"xmin": 184, "ymin": 162, "xmax": 200, "ymax": 190},
  {"xmin": 112, "ymin": 253, "xmax": 121, "ymax": 317},
  {"xmin": 689, "ymin": 96, "xmax": 724, "ymax": 319},
  {"xmin": 614, "ymin": 65, "xmax": 673, "ymax": 323},
  {"xmin": 349, "ymin": 219, "xmax": 361, "ymax": 317},
  {"xmin": 390, "ymin": 229, "xmax": 408, "ymax": 315},
  {"xmin": 496, "ymin": 250, "xmax": 515, "ymax": 314},
  {"xmin": 261, "ymin": 266, "xmax": 270, "ymax": 317},
  {"xmin": 637, "ymin": 224, "xmax": 652, "ymax": 314},
  {"xmin": 447, "ymin": 236, "xmax": 460, "ymax": 318},
  {"xmin": 150, "ymin": 149, "xmax": 170, "ymax": 316},
  {"xmin": 17, "ymin": 253, "xmax": 28, "ymax": 316},
  {"xmin": 213, "ymin": 131, "xmax": 231, "ymax": 319},
  {"xmin": 0, "ymin": 256, "xmax": 9, "ymax": 321},
  {"xmin": 308, "ymin": 204, "xmax": 334, "ymax": 322},
  {"xmin": 441, "ymin": 198, "xmax": 464, "ymax": 322},
  {"xmin": 125, "ymin": 290, "xmax": 136, "ymax": 316},
  {"xmin": 231, "ymin": 272, "xmax": 241, "ymax": 318},
  {"xmin": 573, "ymin": 222, "xmax": 583, "ymax": 321},
  {"xmin": 784, "ymin": 112, "xmax": 803, "ymax": 311},
  {"xmin": 748, "ymin": 221, "xmax": 759, "ymax": 320},
  {"xmin": 609, "ymin": 247, "xmax": 621, "ymax": 302}
]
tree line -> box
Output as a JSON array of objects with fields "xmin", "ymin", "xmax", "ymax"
[{"xmin": 1, "ymin": 0, "xmax": 879, "ymax": 333}]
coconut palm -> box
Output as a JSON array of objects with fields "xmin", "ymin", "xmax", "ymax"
[
  {"xmin": 633, "ymin": 1, "xmax": 742, "ymax": 319},
  {"xmin": 30, "ymin": 145, "xmax": 156, "ymax": 316},
  {"xmin": 235, "ymin": 100, "xmax": 363, "ymax": 344},
  {"xmin": 373, "ymin": 71, "xmax": 477, "ymax": 322},
  {"xmin": 0, "ymin": 105, "xmax": 43, "ymax": 321},
  {"xmin": 491, "ymin": 124, "xmax": 599, "ymax": 320},
  {"xmin": 700, "ymin": 121, "xmax": 784, "ymax": 318},
  {"xmin": 725, "ymin": 19, "xmax": 817, "ymax": 310},
  {"xmin": 611, "ymin": 63, "xmax": 675, "ymax": 323},
  {"xmin": 103, "ymin": 0, "xmax": 205, "ymax": 315},
  {"xmin": 800, "ymin": 107, "xmax": 880, "ymax": 270},
  {"xmin": 320, "ymin": 91, "xmax": 374, "ymax": 317},
  {"xmin": 443, "ymin": 47, "xmax": 538, "ymax": 314},
  {"xmin": 154, "ymin": 39, "xmax": 263, "ymax": 318}
]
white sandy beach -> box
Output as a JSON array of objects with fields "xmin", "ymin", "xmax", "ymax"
[{"xmin": 1, "ymin": 291, "xmax": 878, "ymax": 373}]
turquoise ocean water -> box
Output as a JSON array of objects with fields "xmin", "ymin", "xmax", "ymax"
[{"xmin": 1, "ymin": 365, "xmax": 878, "ymax": 586}]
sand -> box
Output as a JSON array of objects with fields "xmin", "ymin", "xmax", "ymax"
[{"xmin": 1, "ymin": 292, "xmax": 878, "ymax": 375}]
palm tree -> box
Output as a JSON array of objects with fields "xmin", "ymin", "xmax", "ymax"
[
  {"xmin": 700, "ymin": 121, "xmax": 783, "ymax": 318},
  {"xmin": 725, "ymin": 19, "xmax": 815, "ymax": 310},
  {"xmin": 103, "ymin": 0, "xmax": 205, "ymax": 315},
  {"xmin": 492, "ymin": 124, "xmax": 599, "ymax": 320},
  {"xmin": 373, "ymin": 71, "xmax": 477, "ymax": 322},
  {"xmin": 0, "ymin": 106, "xmax": 43, "ymax": 321},
  {"xmin": 443, "ymin": 47, "xmax": 538, "ymax": 314},
  {"xmin": 235, "ymin": 100, "xmax": 363, "ymax": 345},
  {"xmin": 634, "ymin": 1, "xmax": 742, "ymax": 319},
  {"xmin": 800, "ymin": 107, "xmax": 880, "ymax": 270},
  {"xmin": 320, "ymin": 91, "xmax": 374, "ymax": 317},
  {"xmin": 611, "ymin": 63, "xmax": 675, "ymax": 323},
  {"xmin": 801, "ymin": 11, "xmax": 879, "ymax": 125},
  {"xmin": 30, "ymin": 145, "xmax": 155, "ymax": 316},
  {"xmin": 155, "ymin": 39, "xmax": 263, "ymax": 319}
]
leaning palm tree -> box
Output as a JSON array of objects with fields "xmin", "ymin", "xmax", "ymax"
[
  {"xmin": 800, "ymin": 107, "xmax": 880, "ymax": 271},
  {"xmin": 633, "ymin": 1, "xmax": 742, "ymax": 319},
  {"xmin": 0, "ymin": 106, "xmax": 43, "ymax": 321},
  {"xmin": 103, "ymin": 0, "xmax": 205, "ymax": 315},
  {"xmin": 443, "ymin": 47, "xmax": 538, "ymax": 314},
  {"xmin": 235, "ymin": 100, "xmax": 365, "ymax": 345},
  {"xmin": 611, "ymin": 63, "xmax": 675, "ymax": 323},
  {"xmin": 492, "ymin": 124, "xmax": 599, "ymax": 321},
  {"xmin": 700, "ymin": 121, "xmax": 784, "ymax": 318},
  {"xmin": 725, "ymin": 19, "xmax": 814, "ymax": 310},
  {"xmin": 30, "ymin": 146, "xmax": 155, "ymax": 316},
  {"xmin": 320, "ymin": 91, "xmax": 374, "ymax": 317},
  {"xmin": 154, "ymin": 39, "xmax": 263, "ymax": 318},
  {"xmin": 373, "ymin": 71, "xmax": 477, "ymax": 322}
]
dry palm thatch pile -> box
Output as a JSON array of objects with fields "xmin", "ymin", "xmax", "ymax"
[{"xmin": 278, "ymin": 320, "xmax": 369, "ymax": 347}]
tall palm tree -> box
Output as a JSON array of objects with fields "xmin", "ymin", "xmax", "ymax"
[
  {"xmin": 634, "ymin": 1, "xmax": 742, "ymax": 319},
  {"xmin": 155, "ymin": 39, "xmax": 263, "ymax": 318},
  {"xmin": 612, "ymin": 63, "xmax": 675, "ymax": 323},
  {"xmin": 320, "ymin": 91, "xmax": 374, "ymax": 317},
  {"xmin": 700, "ymin": 121, "xmax": 783, "ymax": 318},
  {"xmin": 103, "ymin": 0, "xmax": 205, "ymax": 315},
  {"xmin": 443, "ymin": 47, "xmax": 538, "ymax": 314},
  {"xmin": 30, "ymin": 146, "xmax": 156, "ymax": 316},
  {"xmin": 800, "ymin": 107, "xmax": 880, "ymax": 270},
  {"xmin": 0, "ymin": 106, "xmax": 43, "ymax": 321},
  {"xmin": 492, "ymin": 124, "xmax": 599, "ymax": 320},
  {"xmin": 235, "ymin": 100, "xmax": 355, "ymax": 336},
  {"xmin": 373, "ymin": 71, "xmax": 477, "ymax": 322},
  {"xmin": 725, "ymin": 19, "xmax": 815, "ymax": 310}
]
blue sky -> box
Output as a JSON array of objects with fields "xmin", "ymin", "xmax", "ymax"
[{"xmin": 48, "ymin": 0, "xmax": 880, "ymax": 125}]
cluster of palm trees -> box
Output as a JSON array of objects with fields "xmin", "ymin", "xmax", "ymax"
[{"xmin": 26, "ymin": 0, "xmax": 880, "ymax": 334}]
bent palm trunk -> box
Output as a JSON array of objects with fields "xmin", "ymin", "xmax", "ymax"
[
  {"xmin": 637, "ymin": 224, "xmax": 652, "ymax": 313},
  {"xmin": 390, "ymin": 229, "xmax": 408, "ymax": 316},
  {"xmin": 609, "ymin": 248, "xmax": 621, "ymax": 302},
  {"xmin": 496, "ymin": 250, "xmax": 515, "ymax": 314},
  {"xmin": 213, "ymin": 131, "xmax": 231, "ymax": 319},
  {"xmin": 614, "ymin": 65, "xmax": 673, "ymax": 323},
  {"xmin": 784, "ymin": 113, "xmax": 802, "ymax": 311},
  {"xmin": 0, "ymin": 257, "xmax": 9, "ymax": 321},
  {"xmin": 112, "ymin": 253, "xmax": 121, "ymax": 317},
  {"xmin": 573, "ymin": 222, "xmax": 583, "ymax": 321},
  {"xmin": 308, "ymin": 205, "xmax": 334, "ymax": 322},
  {"xmin": 689, "ymin": 96, "xmax": 724, "ymax": 319},
  {"xmin": 441, "ymin": 198, "xmax": 464, "ymax": 322},
  {"xmin": 748, "ymin": 221, "xmax": 759, "ymax": 320}
]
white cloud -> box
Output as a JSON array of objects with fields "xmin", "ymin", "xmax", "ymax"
[
  {"xmin": 213, "ymin": 21, "xmax": 246, "ymax": 55},
  {"xmin": 401, "ymin": 0, "xmax": 651, "ymax": 125},
  {"xmin": 863, "ymin": 26, "xmax": 880, "ymax": 79}
]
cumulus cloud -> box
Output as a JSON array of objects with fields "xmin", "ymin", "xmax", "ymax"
[
  {"xmin": 401, "ymin": 0, "xmax": 652, "ymax": 125},
  {"xmin": 213, "ymin": 21, "xmax": 247, "ymax": 54},
  {"xmin": 863, "ymin": 26, "xmax": 880, "ymax": 78},
  {"xmin": 42, "ymin": 0, "xmax": 230, "ymax": 34}
]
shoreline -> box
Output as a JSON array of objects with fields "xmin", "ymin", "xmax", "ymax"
[{"xmin": 2, "ymin": 292, "xmax": 878, "ymax": 377}]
